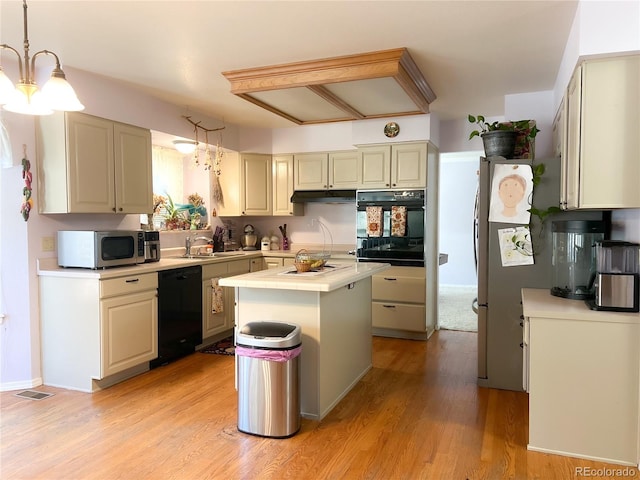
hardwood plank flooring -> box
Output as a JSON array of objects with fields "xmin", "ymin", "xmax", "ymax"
[{"xmin": 1, "ymin": 330, "xmax": 635, "ymax": 479}]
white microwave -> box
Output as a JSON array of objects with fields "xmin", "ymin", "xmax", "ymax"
[{"xmin": 57, "ymin": 230, "xmax": 145, "ymax": 269}]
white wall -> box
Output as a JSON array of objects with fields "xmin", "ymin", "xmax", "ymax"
[
  {"xmin": 554, "ymin": 0, "xmax": 640, "ymax": 115},
  {"xmin": 271, "ymin": 114, "xmax": 436, "ymax": 154},
  {"xmin": 438, "ymin": 152, "xmax": 481, "ymax": 286}
]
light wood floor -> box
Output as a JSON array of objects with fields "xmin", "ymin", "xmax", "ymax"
[{"xmin": 1, "ymin": 330, "xmax": 634, "ymax": 480}]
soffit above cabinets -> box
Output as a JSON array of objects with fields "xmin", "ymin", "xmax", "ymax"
[{"xmin": 222, "ymin": 48, "xmax": 436, "ymax": 125}]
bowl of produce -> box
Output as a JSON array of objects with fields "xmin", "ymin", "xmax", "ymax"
[{"xmin": 294, "ymin": 249, "xmax": 330, "ymax": 272}]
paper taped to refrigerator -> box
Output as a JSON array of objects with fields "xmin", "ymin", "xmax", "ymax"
[
  {"xmin": 498, "ymin": 226, "xmax": 534, "ymax": 267},
  {"xmin": 489, "ymin": 164, "xmax": 533, "ymax": 224}
]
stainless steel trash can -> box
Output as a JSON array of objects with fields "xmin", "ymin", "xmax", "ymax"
[{"xmin": 236, "ymin": 321, "xmax": 302, "ymax": 438}]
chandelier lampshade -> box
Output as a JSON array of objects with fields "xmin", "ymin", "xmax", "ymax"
[{"xmin": 0, "ymin": 0, "xmax": 84, "ymax": 115}]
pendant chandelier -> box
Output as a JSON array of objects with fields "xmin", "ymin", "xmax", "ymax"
[{"xmin": 0, "ymin": 0, "xmax": 84, "ymax": 115}]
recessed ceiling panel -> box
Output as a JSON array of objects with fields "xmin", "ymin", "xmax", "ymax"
[
  {"xmin": 249, "ymin": 87, "xmax": 352, "ymax": 123},
  {"xmin": 223, "ymin": 48, "xmax": 436, "ymax": 125},
  {"xmin": 324, "ymin": 78, "xmax": 419, "ymax": 116}
]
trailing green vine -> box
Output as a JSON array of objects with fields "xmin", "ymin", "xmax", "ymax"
[{"xmin": 527, "ymin": 162, "xmax": 562, "ymax": 237}]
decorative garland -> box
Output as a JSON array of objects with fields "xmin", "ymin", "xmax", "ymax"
[{"xmin": 20, "ymin": 146, "xmax": 33, "ymax": 221}]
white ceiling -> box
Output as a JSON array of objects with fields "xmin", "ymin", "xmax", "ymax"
[{"xmin": 0, "ymin": 0, "xmax": 579, "ymax": 129}]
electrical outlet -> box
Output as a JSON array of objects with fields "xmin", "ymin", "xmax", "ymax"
[{"xmin": 42, "ymin": 236, "xmax": 55, "ymax": 252}]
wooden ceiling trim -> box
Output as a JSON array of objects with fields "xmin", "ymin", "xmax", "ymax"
[
  {"xmin": 222, "ymin": 48, "xmax": 436, "ymax": 124},
  {"xmin": 237, "ymin": 94, "xmax": 304, "ymax": 125},
  {"xmin": 306, "ymin": 85, "xmax": 364, "ymax": 120}
]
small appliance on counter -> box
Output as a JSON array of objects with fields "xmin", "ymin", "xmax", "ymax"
[
  {"xmin": 550, "ymin": 220, "xmax": 606, "ymax": 299},
  {"xmin": 143, "ymin": 230, "xmax": 160, "ymax": 262},
  {"xmin": 587, "ymin": 240, "xmax": 640, "ymax": 312},
  {"xmin": 241, "ymin": 224, "xmax": 258, "ymax": 251},
  {"xmin": 57, "ymin": 230, "xmax": 145, "ymax": 269}
]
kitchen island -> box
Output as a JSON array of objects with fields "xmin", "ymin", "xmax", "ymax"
[{"xmin": 220, "ymin": 261, "xmax": 390, "ymax": 420}]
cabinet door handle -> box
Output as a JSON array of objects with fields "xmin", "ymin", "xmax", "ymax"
[
  {"xmin": 125, "ymin": 279, "xmax": 140, "ymax": 283},
  {"xmin": 383, "ymin": 277, "xmax": 397, "ymax": 281},
  {"xmin": 520, "ymin": 342, "xmax": 524, "ymax": 349},
  {"xmin": 383, "ymin": 304, "xmax": 396, "ymax": 308}
]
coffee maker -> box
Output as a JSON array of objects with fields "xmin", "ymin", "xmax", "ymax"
[{"xmin": 588, "ymin": 241, "xmax": 640, "ymax": 312}]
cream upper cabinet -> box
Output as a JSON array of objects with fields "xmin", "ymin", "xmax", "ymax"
[
  {"xmin": 216, "ymin": 152, "xmax": 272, "ymax": 216},
  {"xmin": 273, "ymin": 155, "xmax": 303, "ymax": 216},
  {"xmin": 294, "ymin": 151, "xmax": 359, "ymax": 190},
  {"xmin": 359, "ymin": 142, "xmax": 430, "ymax": 189},
  {"xmin": 562, "ymin": 54, "xmax": 640, "ymax": 210},
  {"xmin": 329, "ymin": 151, "xmax": 360, "ymax": 189},
  {"xmin": 294, "ymin": 153, "xmax": 328, "ymax": 190},
  {"xmin": 36, "ymin": 111, "xmax": 152, "ymax": 214}
]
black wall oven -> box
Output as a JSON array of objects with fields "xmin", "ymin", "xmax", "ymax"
[{"xmin": 356, "ymin": 189, "xmax": 426, "ymax": 267}]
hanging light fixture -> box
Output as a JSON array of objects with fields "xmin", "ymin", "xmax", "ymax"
[
  {"xmin": 172, "ymin": 139, "xmax": 198, "ymax": 155},
  {"xmin": 0, "ymin": 0, "xmax": 84, "ymax": 115}
]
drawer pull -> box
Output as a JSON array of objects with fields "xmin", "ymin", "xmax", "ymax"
[
  {"xmin": 382, "ymin": 304, "xmax": 396, "ymax": 308},
  {"xmin": 125, "ymin": 279, "xmax": 140, "ymax": 283},
  {"xmin": 383, "ymin": 277, "xmax": 397, "ymax": 281}
]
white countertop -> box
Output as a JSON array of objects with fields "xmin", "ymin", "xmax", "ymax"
[
  {"xmin": 522, "ymin": 288, "xmax": 640, "ymax": 324},
  {"xmin": 219, "ymin": 261, "xmax": 390, "ymax": 292},
  {"xmin": 36, "ymin": 252, "xmax": 264, "ymax": 279}
]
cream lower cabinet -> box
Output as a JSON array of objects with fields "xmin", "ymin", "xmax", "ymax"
[
  {"xmin": 202, "ymin": 259, "xmax": 251, "ymax": 340},
  {"xmin": 562, "ymin": 54, "xmax": 640, "ymax": 209},
  {"xmin": 36, "ymin": 111, "xmax": 153, "ymax": 214},
  {"xmin": 216, "ymin": 153, "xmax": 272, "ymax": 216},
  {"xmin": 523, "ymin": 289, "xmax": 640, "ymax": 466},
  {"xmin": 40, "ymin": 272, "xmax": 158, "ymax": 392},
  {"xmin": 100, "ymin": 276, "xmax": 158, "ymax": 378},
  {"xmin": 372, "ymin": 266, "xmax": 426, "ymax": 339},
  {"xmin": 264, "ymin": 256, "xmax": 296, "ymax": 269}
]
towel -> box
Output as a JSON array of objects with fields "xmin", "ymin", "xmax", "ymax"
[
  {"xmin": 366, "ymin": 206, "xmax": 382, "ymax": 237},
  {"xmin": 211, "ymin": 278, "xmax": 224, "ymax": 314},
  {"xmin": 391, "ymin": 206, "xmax": 407, "ymax": 237}
]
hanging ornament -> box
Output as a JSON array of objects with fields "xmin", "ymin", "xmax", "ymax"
[
  {"xmin": 20, "ymin": 145, "xmax": 33, "ymax": 221},
  {"xmin": 203, "ymin": 130, "xmax": 213, "ymax": 171},
  {"xmin": 192, "ymin": 124, "xmax": 200, "ymax": 167}
]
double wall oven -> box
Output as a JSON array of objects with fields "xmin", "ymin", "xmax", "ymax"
[{"xmin": 356, "ymin": 189, "xmax": 426, "ymax": 267}]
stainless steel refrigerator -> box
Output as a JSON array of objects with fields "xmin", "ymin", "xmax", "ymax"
[{"xmin": 475, "ymin": 156, "xmax": 602, "ymax": 391}]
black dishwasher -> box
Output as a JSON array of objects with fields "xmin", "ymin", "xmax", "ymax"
[{"xmin": 151, "ymin": 265, "xmax": 202, "ymax": 368}]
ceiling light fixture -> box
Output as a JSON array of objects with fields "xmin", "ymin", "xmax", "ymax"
[
  {"xmin": 0, "ymin": 0, "xmax": 84, "ymax": 115},
  {"xmin": 172, "ymin": 140, "xmax": 198, "ymax": 155},
  {"xmin": 223, "ymin": 48, "xmax": 436, "ymax": 125}
]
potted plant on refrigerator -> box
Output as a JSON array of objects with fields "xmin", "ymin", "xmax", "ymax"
[{"xmin": 468, "ymin": 115, "xmax": 540, "ymax": 159}]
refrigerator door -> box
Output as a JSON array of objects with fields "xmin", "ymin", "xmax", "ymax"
[{"xmin": 478, "ymin": 157, "xmax": 559, "ymax": 391}]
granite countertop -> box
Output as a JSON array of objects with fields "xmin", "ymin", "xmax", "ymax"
[
  {"xmin": 219, "ymin": 261, "xmax": 390, "ymax": 292},
  {"xmin": 522, "ymin": 288, "xmax": 640, "ymax": 323}
]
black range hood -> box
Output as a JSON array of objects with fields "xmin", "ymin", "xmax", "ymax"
[{"xmin": 290, "ymin": 190, "xmax": 356, "ymax": 203}]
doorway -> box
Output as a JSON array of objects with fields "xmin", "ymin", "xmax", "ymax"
[{"xmin": 438, "ymin": 152, "xmax": 481, "ymax": 332}]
